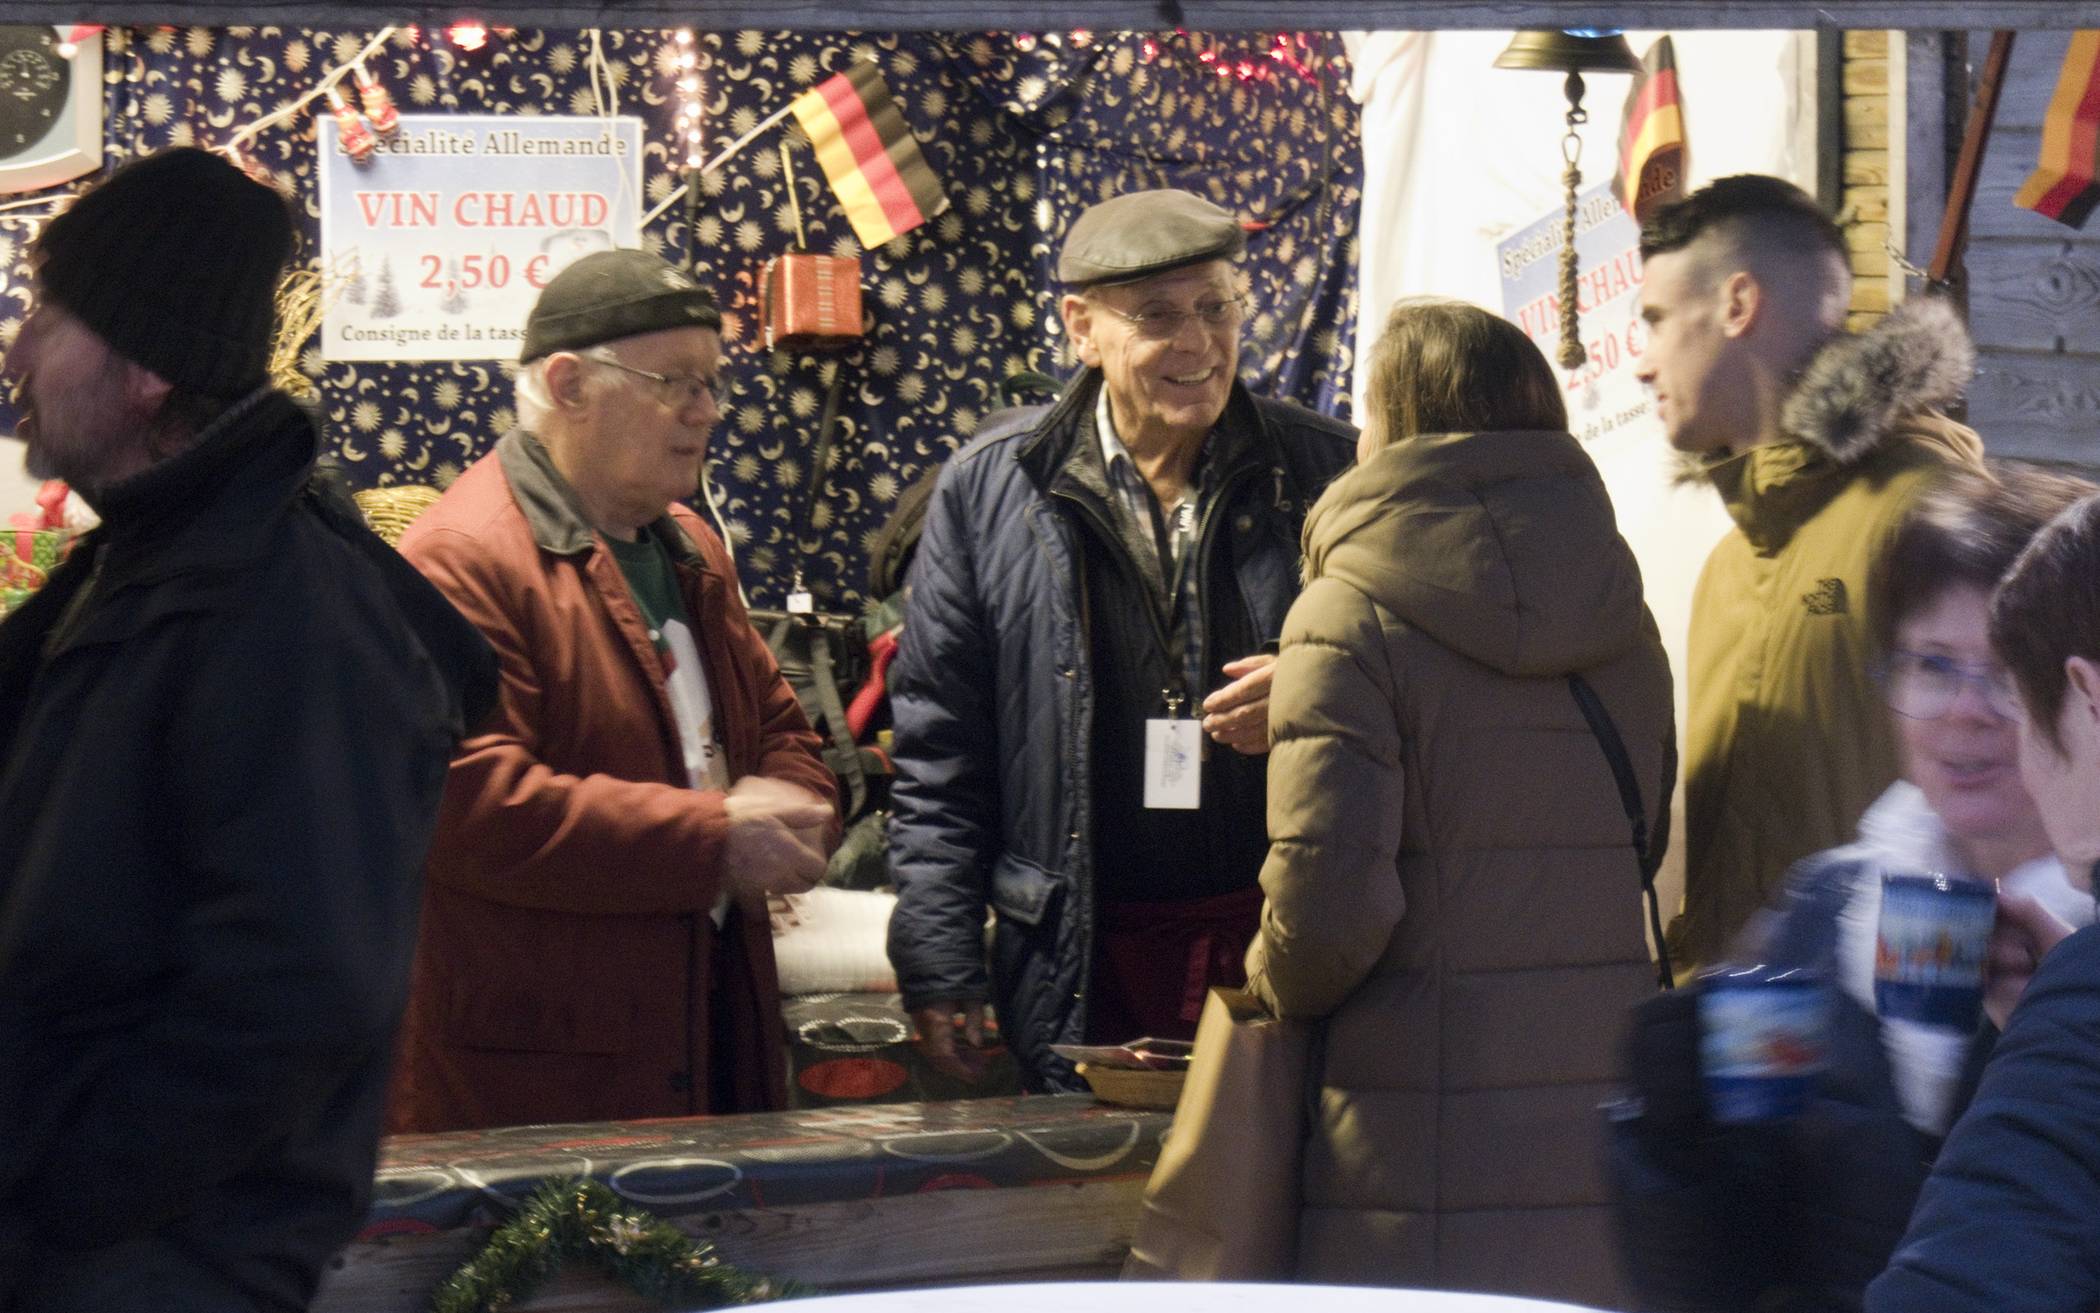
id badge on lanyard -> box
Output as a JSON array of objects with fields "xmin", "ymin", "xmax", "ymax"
[{"xmin": 1144, "ymin": 687, "xmax": 1203, "ymax": 810}]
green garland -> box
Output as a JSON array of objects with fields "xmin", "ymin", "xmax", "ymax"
[{"xmin": 430, "ymin": 1177, "xmax": 807, "ymax": 1312}]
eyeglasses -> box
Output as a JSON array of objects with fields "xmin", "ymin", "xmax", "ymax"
[
  {"xmin": 1879, "ymin": 650, "xmax": 2022, "ymax": 722},
  {"xmin": 587, "ymin": 352, "xmax": 718, "ymax": 409},
  {"xmin": 1093, "ymin": 294, "xmax": 1246, "ymax": 341}
]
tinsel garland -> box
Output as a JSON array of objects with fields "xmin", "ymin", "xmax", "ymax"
[{"xmin": 430, "ymin": 1177, "xmax": 805, "ymax": 1312}]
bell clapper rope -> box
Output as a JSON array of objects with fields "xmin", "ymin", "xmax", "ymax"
[{"xmin": 1557, "ymin": 69, "xmax": 1588, "ymax": 371}]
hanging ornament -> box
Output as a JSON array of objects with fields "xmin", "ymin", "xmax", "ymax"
[
  {"xmin": 226, "ymin": 138, "xmax": 274, "ymax": 187},
  {"xmin": 328, "ymin": 86, "xmax": 376, "ymax": 163},
  {"xmin": 354, "ymin": 60, "xmax": 398, "ymax": 136}
]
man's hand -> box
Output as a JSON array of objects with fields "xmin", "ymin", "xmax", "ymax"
[
  {"xmin": 911, "ymin": 999, "xmax": 990, "ymax": 1082},
  {"xmin": 1202, "ymin": 653, "xmax": 1277, "ymax": 755},
  {"xmin": 1984, "ymin": 891, "xmax": 2077, "ymax": 1029},
  {"xmin": 723, "ymin": 777, "xmax": 832, "ymax": 896}
]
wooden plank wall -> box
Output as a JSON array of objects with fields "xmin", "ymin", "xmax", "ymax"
[
  {"xmin": 1843, "ymin": 30, "xmax": 1892, "ymax": 331},
  {"xmin": 1959, "ymin": 29, "xmax": 2100, "ymax": 465}
]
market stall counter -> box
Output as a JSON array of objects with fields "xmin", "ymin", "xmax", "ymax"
[{"xmin": 313, "ymin": 1094, "xmax": 1168, "ymax": 1312}]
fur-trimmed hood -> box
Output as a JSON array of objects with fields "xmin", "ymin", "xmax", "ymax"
[
  {"xmin": 1671, "ymin": 296, "xmax": 1977, "ymax": 489},
  {"xmin": 1781, "ymin": 295, "xmax": 1974, "ymax": 464}
]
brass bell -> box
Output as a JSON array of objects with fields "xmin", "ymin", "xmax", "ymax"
[{"xmin": 1492, "ymin": 29, "xmax": 1642, "ymax": 74}]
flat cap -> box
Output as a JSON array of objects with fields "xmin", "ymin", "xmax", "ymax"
[
  {"xmin": 1057, "ymin": 188, "xmax": 1245, "ymax": 287},
  {"xmin": 522, "ymin": 248, "xmax": 722, "ymax": 362}
]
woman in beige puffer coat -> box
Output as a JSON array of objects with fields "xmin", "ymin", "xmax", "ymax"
[{"xmin": 1244, "ymin": 300, "xmax": 1674, "ymax": 1307}]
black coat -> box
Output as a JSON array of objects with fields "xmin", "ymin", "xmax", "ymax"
[
  {"xmin": 885, "ymin": 371, "xmax": 1354, "ymax": 1089},
  {"xmin": 0, "ymin": 392, "xmax": 495, "ymax": 1312},
  {"xmin": 1867, "ymin": 923, "xmax": 2100, "ymax": 1313}
]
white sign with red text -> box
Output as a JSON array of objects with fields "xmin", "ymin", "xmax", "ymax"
[{"xmin": 318, "ymin": 114, "xmax": 643, "ymax": 362}]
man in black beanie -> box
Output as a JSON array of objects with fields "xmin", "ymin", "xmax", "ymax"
[
  {"xmin": 387, "ymin": 248, "xmax": 836, "ymax": 1134},
  {"xmin": 0, "ymin": 147, "xmax": 497, "ymax": 1311}
]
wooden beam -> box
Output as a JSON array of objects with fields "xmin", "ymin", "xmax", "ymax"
[
  {"xmin": 1930, "ymin": 30, "xmax": 2016, "ymax": 288},
  {"xmin": 18, "ymin": 2, "xmax": 2100, "ymax": 30}
]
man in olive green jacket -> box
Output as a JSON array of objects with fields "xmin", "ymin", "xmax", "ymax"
[{"xmin": 1635, "ymin": 176, "xmax": 1984, "ymax": 968}]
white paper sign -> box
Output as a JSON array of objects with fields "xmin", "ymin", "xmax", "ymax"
[
  {"xmin": 317, "ymin": 113, "xmax": 644, "ymax": 362},
  {"xmin": 1144, "ymin": 718, "xmax": 1203, "ymax": 810}
]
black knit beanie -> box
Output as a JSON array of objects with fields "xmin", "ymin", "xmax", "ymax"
[{"xmin": 35, "ymin": 147, "xmax": 293, "ymax": 398}]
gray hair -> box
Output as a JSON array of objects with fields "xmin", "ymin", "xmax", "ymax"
[{"xmin": 514, "ymin": 356, "xmax": 555, "ymax": 431}]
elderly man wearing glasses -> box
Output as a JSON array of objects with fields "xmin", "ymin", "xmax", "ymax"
[
  {"xmin": 886, "ymin": 189, "xmax": 1356, "ymax": 1090},
  {"xmin": 388, "ymin": 249, "xmax": 838, "ymax": 1132}
]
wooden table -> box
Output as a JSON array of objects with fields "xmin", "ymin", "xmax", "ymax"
[{"xmin": 313, "ymin": 1094, "xmax": 1169, "ymax": 1312}]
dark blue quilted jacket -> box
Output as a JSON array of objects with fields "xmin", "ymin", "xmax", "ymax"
[
  {"xmin": 885, "ymin": 369, "xmax": 1353, "ymax": 1090},
  {"xmin": 1867, "ymin": 922, "xmax": 2100, "ymax": 1313}
]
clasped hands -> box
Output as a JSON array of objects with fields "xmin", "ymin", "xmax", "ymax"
[{"xmin": 722, "ymin": 774, "xmax": 833, "ymax": 897}]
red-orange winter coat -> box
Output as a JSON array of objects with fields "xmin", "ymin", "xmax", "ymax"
[{"xmin": 387, "ymin": 429, "xmax": 836, "ymax": 1132}]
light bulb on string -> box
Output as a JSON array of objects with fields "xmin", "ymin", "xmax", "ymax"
[
  {"xmin": 446, "ymin": 22, "xmax": 490, "ymax": 53},
  {"xmin": 55, "ymin": 25, "xmax": 101, "ymax": 59}
]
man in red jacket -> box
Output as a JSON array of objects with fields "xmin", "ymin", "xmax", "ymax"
[{"xmin": 389, "ymin": 250, "xmax": 838, "ymax": 1132}]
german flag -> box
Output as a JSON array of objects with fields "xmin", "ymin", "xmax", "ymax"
[
  {"xmin": 1614, "ymin": 36, "xmax": 1687, "ymax": 223},
  {"xmin": 2015, "ymin": 31, "xmax": 2100, "ymax": 228},
  {"xmin": 789, "ymin": 62, "xmax": 947, "ymax": 250}
]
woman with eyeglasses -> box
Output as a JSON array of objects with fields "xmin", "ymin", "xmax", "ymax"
[
  {"xmin": 1865, "ymin": 484, "xmax": 2100, "ymax": 1313},
  {"xmin": 1613, "ymin": 461, "xmax": 2095, "ymax": 1313}
]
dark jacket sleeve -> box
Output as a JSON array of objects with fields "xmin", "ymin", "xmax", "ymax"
[
  {"xmin": 1612, "ymin": 855, "xmax": 1931, "ymax": 1312},
  {"xmin": 14, "ymin": 566, "xmax": 454, "ymax": 1242},
  {"xmin": 886, "ymin": 457, "xmax": 1002, "ymax": 1011},
  {"xmin": 1867, "ymin": 924, "xmax": 2100, "ymax": 1313}
]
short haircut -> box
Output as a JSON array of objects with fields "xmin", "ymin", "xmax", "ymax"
[
  {"xmin": 1876, "ymin": 461, "xmax": 2097, "ymax": 657},
  {"xmin": 1638, "ymin": 174, "xmax": 1847, "ymax": 270},
  {"xmin": 1992, "ymin": 488, "xmax": 2100, "ymax": 751},
  {"xmin": 1363, "ymin": 299, "xmax": 1566, "ymax": 448}
]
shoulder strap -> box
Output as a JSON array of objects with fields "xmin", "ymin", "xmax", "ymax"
[{"xmin": 1568, "ymin": 673, "xmax": 1676, "ymax": 990}]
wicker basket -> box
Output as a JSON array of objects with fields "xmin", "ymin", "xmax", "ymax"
[
  {"xmin": 1076, "ymin": 1061, "xmax": 1186, "ymax": 1111},
  {"xmin": 352, "ymin": 484, "xmax": 443, "ymax": 548}
]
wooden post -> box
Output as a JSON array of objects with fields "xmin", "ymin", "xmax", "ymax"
[{"xmin": 1929, "ymin": 29, "xmax": 2017, "ymax": 289}]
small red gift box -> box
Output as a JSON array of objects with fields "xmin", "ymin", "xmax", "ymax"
[{"xmin": 759, "ymin": 252, "xmax": 863, "ymax": 351}]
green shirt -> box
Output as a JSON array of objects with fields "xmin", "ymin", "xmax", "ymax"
[
  {"xmin": 604, "ymin": 529, "xmax": 690, "ymax": 648},
  {"xmin": 602, "ymin": 528, "xmax": 729, "ymax": 794}
]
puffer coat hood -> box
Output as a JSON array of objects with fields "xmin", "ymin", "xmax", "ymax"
[
  {"xmin": 1304, "ymin": 428, "xmax": 1648, "ymax": 678},
  {"xmin": 1243, "ymin": 425, "xmax": 1674, "ymax": 1306}
]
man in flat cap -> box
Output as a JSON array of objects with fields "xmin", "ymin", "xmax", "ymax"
[
  {"xmin": 0, "ymin": 149, "xmax": 496, "ymax": 1309},
  {"xmin": 389, "ymin": 248, "xmax": 838, "ymax": 1132},
  {"xmin": 887, "ymin": 188, "xmax": 1356, "ymax": 1090}
]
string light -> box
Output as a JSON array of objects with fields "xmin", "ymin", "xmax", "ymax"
[
  {"xmin": 674, "ymin": 29, "xmax": 704, "ymax": 172},
  {"xmin": 55, "ymin": 24, "xmax": 101, "ymax": 59},
  {"xmin": 218, "ymin": 26, "xmax": 396, "ymax": 164},
  {"xmin": 1017, "ymin": 30, "xmax": 1324, "ymax": 84},
  {"xmin": 446, "ymin": 21, "xmax": 490, "ymax": 53}
]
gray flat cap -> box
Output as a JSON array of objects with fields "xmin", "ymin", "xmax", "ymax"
[{"xmin": 1058, "ymin": 188, "xmax": 1246, "ymax": 287}]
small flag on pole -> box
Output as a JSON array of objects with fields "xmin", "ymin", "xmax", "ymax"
[
  {"xmin": 1614, "ymin": 36, "xmax": 1688, "ymax": 223},
  {"xmin": 789, "ymin": 62, "xmax": 948, "ymax": 249},
  {"xmin": 2014, "ymin": 31, "xmax": 2100, "ymax": 228}
]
